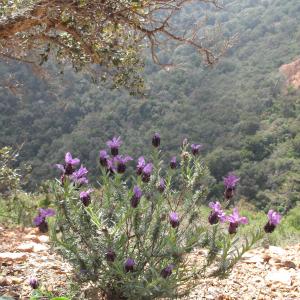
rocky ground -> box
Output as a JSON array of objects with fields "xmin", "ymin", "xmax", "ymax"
[
  {"xmin": 0, "ymin": 225, "xmax": 72, "ymax": 299},
  {"xmin": 0, "ymin": 225, "xmax": 299, "ymax": 300}
]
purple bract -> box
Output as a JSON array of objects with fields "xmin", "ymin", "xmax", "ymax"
[
  {"xmin": 124, "ymin": 258, "xmax": 135, "ymax": 272},
  {"xmin": 136, "ymin": 156, "xmax": 146, "ymax": 175},
  {"xmin": 29, "ymin": 277, "xmax": 39, "ymax": 289},
  {"xmin": 56, "ymin": 152, "xmax": 80, "ymax": 175},
  {"xmin": 208, "ymin": 201, "xmax": 226, "ymax": 225},
  {"xmin": 107, "ymin": 137, "xmax": 122, "ymax": 156},
  {"xmin": 158, "ymin": 178, "xmax": 166, "ymax": 193},
  {"xmin": 223, "ymin": 173, "xmax": 240, "ymax": 189},
  {"xmin": 115, "ymin": 155, "xmax": 133, "ymax": 174},
  {"xmin": 99, "ymin": 150, "xmax": 109, "ymax": 167},
  {"xmin": 170, "ymin": 156, "xmax": 177, "ymax": 169},
  {"xmin": 131, "ymin": 186, "xmax": 142, "ymax": 208},
  {"xmin": 267, "ymin": 210, "xmax": 281, "ymax": 226},
  {"xmin": 142, "ymin": 163, "xmax": 153, "ymax": 182},
  {"xmin": 70, "ymin": 166, "xmax": 88, "ymax": 185},
  {"xmin": 33, "ymin": 208, "xmax": 55, "ymax": 233},
  {"xmin": 191, "ymin": 144, "xmax": 203, "ymax": 156},
  {"xmin": 264, "ymin": 210, "xmax": 282, "ymax": 233},
  {"xmin": 169, "ymin": 212, "xmax": 180, "ymax": 228},
  {"xmin": 226, "ymin": 208, "xmax": 248, "ymax": 234}
]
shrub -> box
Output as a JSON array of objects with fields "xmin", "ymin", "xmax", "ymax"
[{"xmin": 48, "ymin": 136, "xmax": 279, "ymax": 299}]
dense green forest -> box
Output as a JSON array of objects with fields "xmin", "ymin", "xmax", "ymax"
[{"xmin": 1, "ymin": 0, "xmax": 300, "ymax": 212}]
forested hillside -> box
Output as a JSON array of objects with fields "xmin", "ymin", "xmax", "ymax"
[{"xmin": 1, "ymin": 0, "xmax": 300, "ymax": 212}]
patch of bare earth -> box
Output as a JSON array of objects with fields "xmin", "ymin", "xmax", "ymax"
[
  {"xmin": 185, "ymin": 245, "xmax": 300, "ymax": 300},
  {"xmin": 0, "ymin": 225, "xmax": 72, "ymax": 299},
  {"xmin": 280, "ymin": 58, "xmax": 300, "ymax": 89},
  {"xmin": 0, "ymin": 226, "xmax": 299, "ymax": 300}
]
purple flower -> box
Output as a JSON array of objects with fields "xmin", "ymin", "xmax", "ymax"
[
  {"xmin": 124, "ymin": 258, "xmax": 135, "ymax": 272},
  {"xmin": 226, "ymin": 208, "xmax": 248, "ymax": 234},
  {"xmin": 223, "ymin": 173, "xmax": 240, "ymax": 199},
  {"xmin": 191, "ymin": 144, "xmax": 203, "ymax": 156},
  {"xmin": 99, "ymin": 150, "xmax": 109, "ymax": 167},
  {"xmin": 115, "ymin": 155, "xmax": 133, "ymax": 174},
  {"xmin": 80, "ymin": 189, "xmax": 93, "ymax": 207},
  {"xmin": 33, "ymin": 215, "xmax": 45, "ymax": 226},
  {"xmin": 70, "ymin": 166, "xmax": 88, "ymax": 185},
  {"xmin": 170, "ymin": 156, "xmax": 177, "ymax": 169},
  {"xmin": 107, "ymin": 136, "xmax": 122, "ymax": 156},
  {"xmin": 106, "ymin": 250, "xmax": 116, "ymax": 262},
  {"xmin": 223, "ymin": 173, "xmax": 240, "ymax": 189},
  {"xmin": 39, "ymin": 208, "xmax": 55, "ymax": 218},
  {"xmin": 131, "ymin": 186, "xmax": 142, "ymax": 208},
  {"xmin": 33, "ymin": 208, "xmax": 55, "ymax": 233},
  {"xmin": 157, "ymin": 178, "xmax": 166, "ymax": 193},
  {"xmin": 107, "ymin": 158, "xmax": 117, "ymax": 174},
  {"xmin": 169, "ymin": 212, "xmax": 180, "ymax": 228},
  {"xmin": 152, "ymin": 133, "xmax": 161, "ymax": 147},
  {"xmin": 161, "ymin": 264, "xmax": 175, "ymax": 278},
  {"xmin": 136, "ymin": 156, "xmax": 146, "ymax": 175},
  {"xmin": 142, "ymin": 163, "xmax": 153, "ymax": 183},
  {"xmin": 29, "ymin": 277, "xmax": 39, "ymax": 289},
  {"xmin": 208, "ymin": 202, "xmax": 226, "ymax": 225},
  {"xmin": 264, "ymin": 210, "xmax": 282, "ymax": 233},
  {"xmin": 56, "ymin": 152, "xmax": 80, "ymax": 175}
]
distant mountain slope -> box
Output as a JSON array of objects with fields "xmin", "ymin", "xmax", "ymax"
[{"xmin": 0, "ymin": 0, "xmax": 300, "ymax": 211}]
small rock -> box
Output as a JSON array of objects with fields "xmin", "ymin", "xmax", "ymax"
[
  {"xmin": 265, "ymin": 269, "xmax": 292, "ymax": 285},
  {"xmin": 37, "ymin": 235, "xmax": 49, "ymax": 243},
  {"xmin": 33, "ymin": 243, "xmax": 49, "ymax": 252},
  {"xmin": 282, "ymin": 260, "xmax": 297, "ymax": 269},
  {"xmin": 23, "ymin": 234, "xmax": 38, "ymax": 241},
  {"xmin": 0, "ymin": 252, "xmax": 28, "ymax": 262},
  {"xmin": 16, "ymin": 243, "xmax": 34, "ymax": 252},
  {"xmin": 268, "ymin": 246, "xmax": 286, "ymax": 256},
  {"xmin": 242, "ymin": 253, "xmax": 264, "ymax": 264}
]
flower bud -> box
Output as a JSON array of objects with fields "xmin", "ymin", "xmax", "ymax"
[
  {"xmin": 170, "ymin": 156, "xmax": 177, "ymax": 169},
  {"xmin": 107, "ymin": 137, "xmax": 122, "ymax": 157},
  {"xmin": 228, "ymin": 222, "xmax": 238, "ymax": 234},
  {"xmin": 157, "ymin": 178, "xmax": 166, "ymax": 193},
  {"xmin": 99, "ymin": 150, "xmax": 109, "ymax": 167},
  {"xmin": 264, "ymin": 210, "xmax": 281, "ymax": 233},
  {"xmin": 208, "ymin": 212, "xmax": 219, "ymax": 225},
  {"xmin": 131, "ymin": 186, "xmax": 142, "ymax": 208},
  {"xmin": 124, "ymin": 258, "xmax": 135, "ymax": 272},
  {"xmin": 161, "ymin": 264, "xmax": 174, "ymax": 278},
  {"xmin": 191, "ymin": 144, "xmax": 203, "ymax": 156},
  {"xmin": 29, "ymin": 277, "xmax": 39, "ymax": 289},
  {"xmin": 142, "ymin": 163, "xmax": 153, "ymax": 183},
  {"xmin": 106, "ymin": 250, "xmax": 116, "ymax": 262},
  {"xmin": 152, "ymin": 133, "xmax": 161, "ymax": 147},
  {"xmin": 169, "ymin": 212, "xmax": 180, "ymax": 228}
]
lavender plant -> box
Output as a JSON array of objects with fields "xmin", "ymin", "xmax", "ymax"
[{"xmin": 48, "ymin": 135, "xmax": 281, "ymax": 299}]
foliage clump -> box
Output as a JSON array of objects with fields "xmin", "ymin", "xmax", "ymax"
[{"xmin": 47, "ymin": 134, "xmax": 280, "ymax": 299}]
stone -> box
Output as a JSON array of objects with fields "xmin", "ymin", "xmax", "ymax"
[
  {"xmin": 16, "ymin": 243, "xmax": 34, "ymax": 252},
  {"xmin": 265, "ymin": 269, "xmax": 292, "ymax": 285},
  {"xmin": 242, "ymin": 253, "xmax": 264, "ymax": 264},
  {"xmin": 268, "ymin": 246, "xmax": 286, "ymax": 256},
  {"xmin": 282, "ymin": 260, "xmax": 297, "ymax": 269},
  {"xmin": 37, "ymin": 235, "xmax": 49, "ymax": 243},
  {"xmin": 33, "ymin": 243, "xmax": 48, "ymax": 252},
  {"xmin": 0, "ymin": 252, "xmax": 28, "ymax": 262}
]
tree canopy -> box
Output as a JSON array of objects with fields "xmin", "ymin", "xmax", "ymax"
[{"xmin": 0, "ymin": 0, "xmax": 229, "ymax": 91}]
